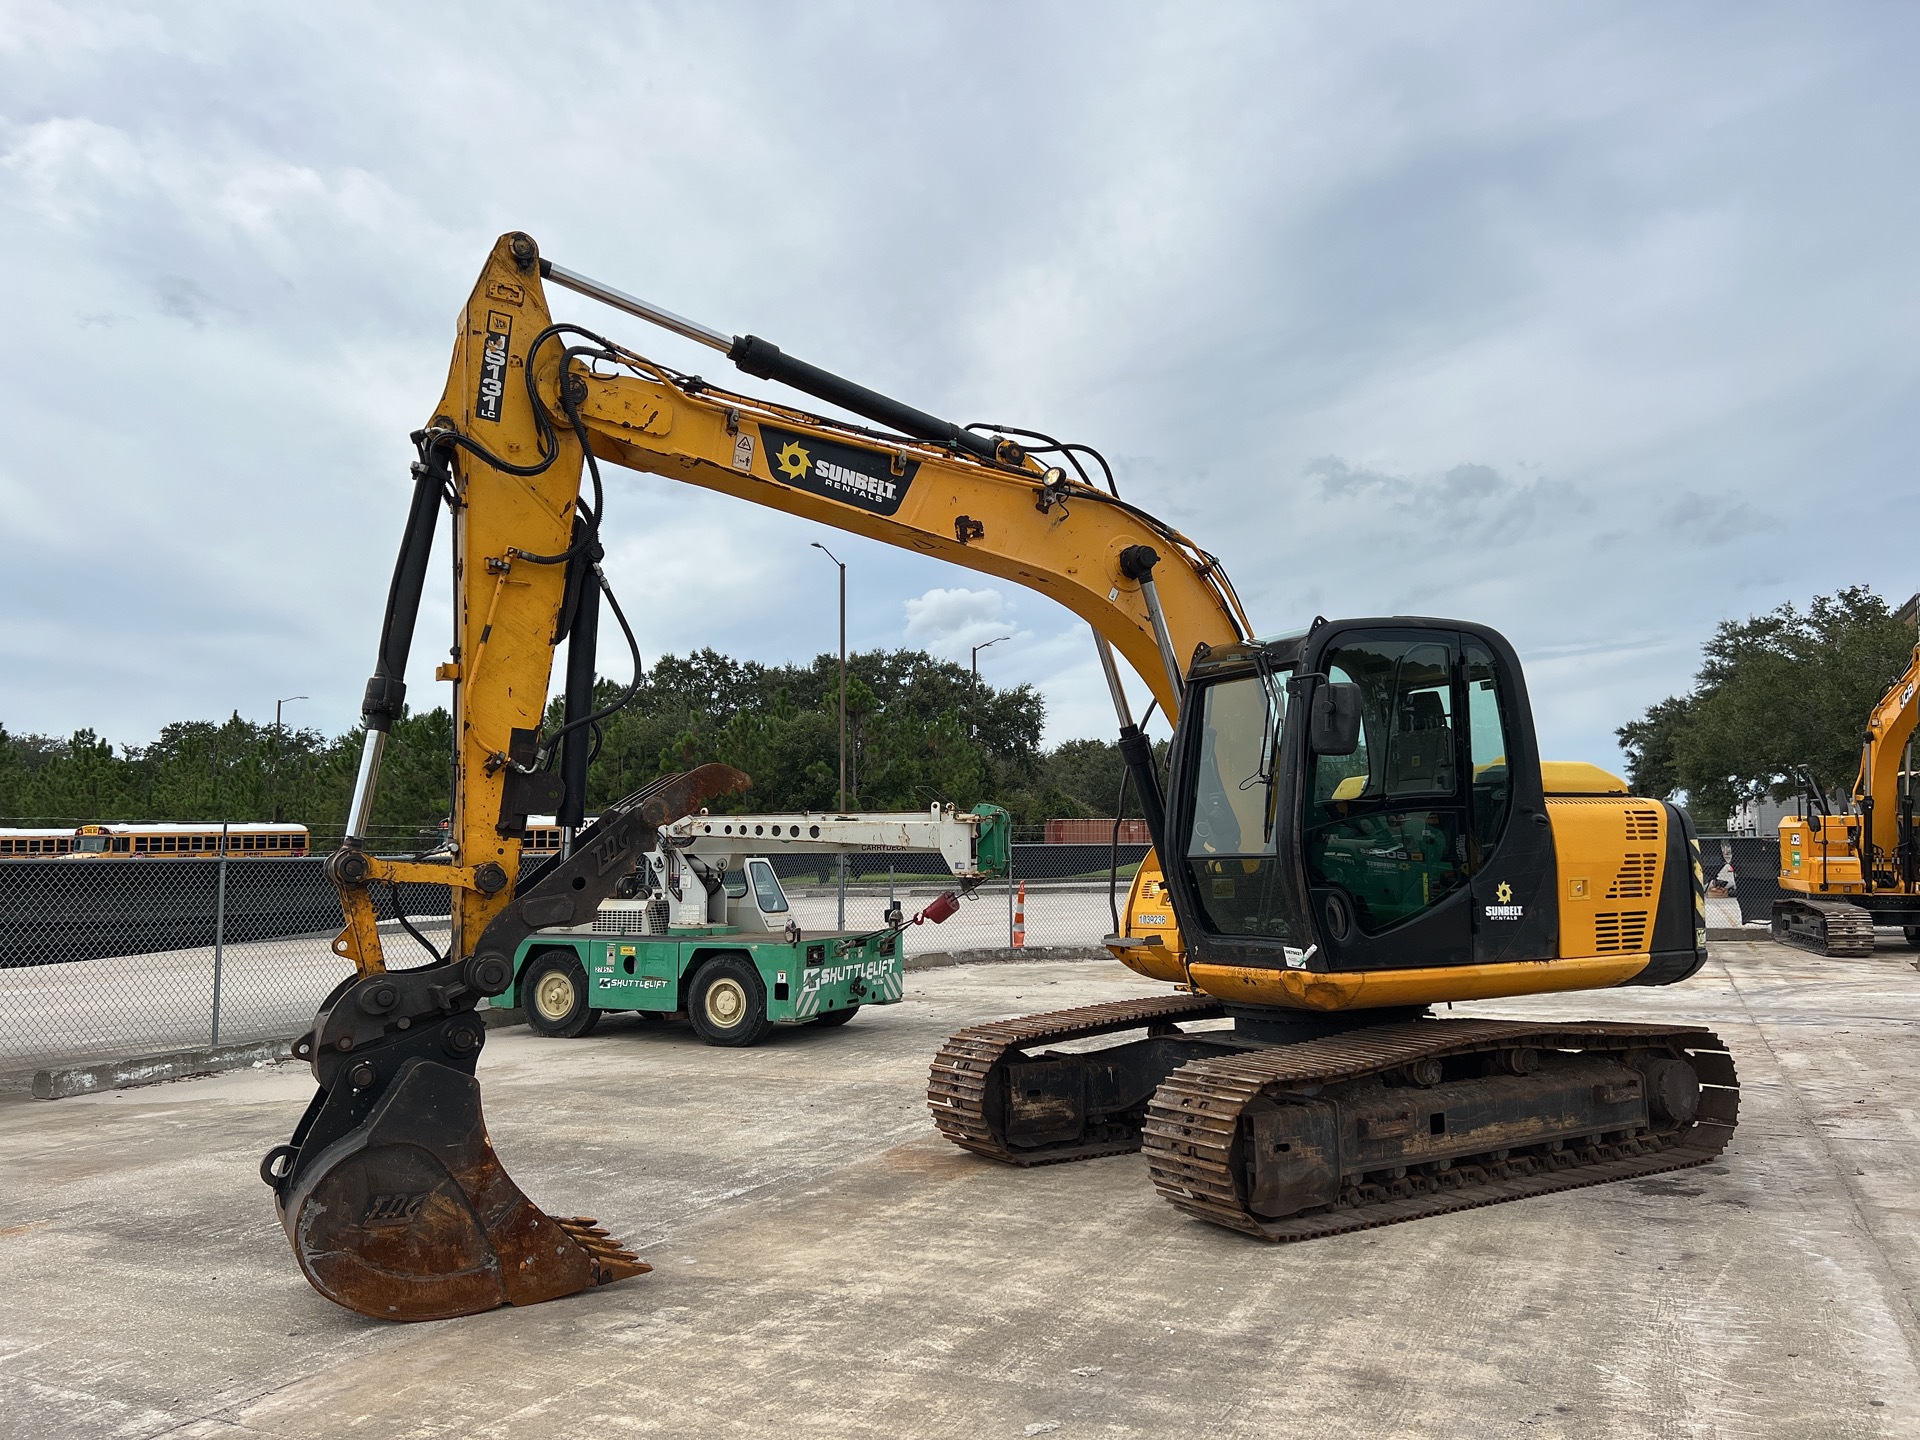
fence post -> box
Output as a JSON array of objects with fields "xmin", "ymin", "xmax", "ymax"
[{"xmin": 210, "ymin": 822, "xmax": 229, "ymax": 1047}]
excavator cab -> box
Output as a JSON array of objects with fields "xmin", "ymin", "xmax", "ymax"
[{"xmin": 1163, "ymin": 617, "xmax": 1559, "ymax": 982}]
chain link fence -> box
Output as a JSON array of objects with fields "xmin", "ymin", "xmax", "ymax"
[
  {"xmin": 0, "ymin": 841, "xmax": 1146, "ymax": 1074},
  {"xmin": 1, "ymin": 828, "xmax": 1830, "ymax": 1073},
  {"xmin": 8, "ymin": 821, "xmax": 1847, "ymax": 1074},
  {"xmin": 0, "ymin": 856, "xmax": 451, "ymax": 1073},
  {"xmin": 1700, "ymin": 834, "xmax": 1784, "ymax": 928}
]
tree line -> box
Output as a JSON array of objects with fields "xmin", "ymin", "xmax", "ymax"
[
  {"xmin": 1617, "ymin": 586, "xmax": 1915, "ymax": 825},
  {"xmin": 0, "ymin": 648, "xmax": 1149, "ymax": 843},
  {"xmin": 22, "ymin": 589, "xmax": 1902, "ymax": 848}
]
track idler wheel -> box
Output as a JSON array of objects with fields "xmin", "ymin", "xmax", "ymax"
[{"xmin": 272, "ymin": 1056, "xmax": 645, "ymax": 1321}]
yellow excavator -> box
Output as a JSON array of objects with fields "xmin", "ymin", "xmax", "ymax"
[
  {"xmin": 263, "ymin": 233, "xmax": 1737, "ymax": 1321},
  {"xmin": 1773, "ymin": 635, "xmax": 1920, "ymax": 955}
]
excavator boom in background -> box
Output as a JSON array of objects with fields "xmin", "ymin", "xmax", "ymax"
[
  {"xmin": 266, "ymin": 233, "xmax": 1737, "ymax": 1320},
  {"xmin": 1773, "ymin": 632, "xmax": 1920, "ymax": 955}
]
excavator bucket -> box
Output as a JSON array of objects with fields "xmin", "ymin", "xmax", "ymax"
[
  {"xmin": 276, "ymin": 1054, "xmax": 645, "ymax": 1322},
  {"xmin": 263, "ymin": 764, "xmax": 748, "ymax": 1321}
]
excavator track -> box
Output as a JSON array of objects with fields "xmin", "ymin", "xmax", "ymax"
[
  {"xmin": 927, "ymin": 992, "xmax": 1227, "ymax": 1164},
  {"xmin": 1143, "ymin": 1018, "xmax": 1738, "ymax": 1240},
  {"xmin": 1771, "ymin": 897, "xmax": 1877, "ymax": 958}
]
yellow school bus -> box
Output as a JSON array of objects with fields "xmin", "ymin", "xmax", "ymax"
[
  {"xmin": 64, "ymin": 822, "xmax": 311, "ymax": 857},
  {"xmin": 0, "ymin": 827, "xmax": 77, "ymax": 857}
]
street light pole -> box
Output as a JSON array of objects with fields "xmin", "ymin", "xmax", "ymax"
[
  {"xmin": 272, "ymin": 695, "xmax": 307, "ymax": 824},
  {"xmin": 969, "ymin": 636, "xmax": 1010, "ymax": 738},
  {"xmin": 811, "ymin": 542, "xmax": 849, "ymax": 927}
]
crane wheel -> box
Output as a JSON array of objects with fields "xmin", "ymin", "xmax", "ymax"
[
  {"xmin": 1904, "ymin": 926, "xmax": 1920, "ymax": 951},
  {"xmin": 813, "ymin": 1005, "xmax": 861, "ymax": 1028},
  {"xmin": 523, "ymin": 950, "xmax": 602, "ymax": 1039},
  {"xmin": 690, "ymin": 954, "xmax": 772, "ymax": 1047}
]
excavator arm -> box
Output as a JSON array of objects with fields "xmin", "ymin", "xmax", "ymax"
[
  {"xmin": 262, "ymin": 233, "xmax": 756, "ymax": 1322},
  {"xmin": 268, "ymin": 232, "xmax": 1245, "ymax": 1322},
  {"xmin": 1854, "ymin": 641, "xmax": 1920, "ymax": 884},
  {"xmin": 343, "ymin": 230, "xmax": 1249, "ymax": 970},
  {"xmin": 534, "ymin": 272, "xmax": 1252, "ymax": 724}
]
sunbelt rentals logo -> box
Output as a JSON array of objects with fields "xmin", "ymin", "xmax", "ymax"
[
  {"xmin": 1484, "ymin": 880, "xmax": 1524, "ymax": 921},
  {"xmin": 759, "ymin": 425, "xmax": 918, "ymax": 517}
]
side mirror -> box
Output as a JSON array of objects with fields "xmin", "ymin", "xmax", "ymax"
[{"xmin": 1310, "ymin": 682, "xmax": 1362, "ymax": 756}]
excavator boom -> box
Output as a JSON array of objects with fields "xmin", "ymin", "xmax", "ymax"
[{"xmin": 269, "ymin": 231, "xmax": 1255, "ymax": 1320}]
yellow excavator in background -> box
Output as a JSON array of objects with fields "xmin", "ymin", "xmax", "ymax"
[
  {"xmin": 264, "ymin": 233, "xmax": 1736, "ymax": 1321},
  {"xmin": 1773, "ymin": 635, "xmax": 1920, "ymax": 955}
]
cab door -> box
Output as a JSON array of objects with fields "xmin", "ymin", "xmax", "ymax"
[
  {"xmin": 1460, "ymin": 633, "xmax": 1559, "ymax": 963},
  {"xmin": 1301, "ymin": 628, "xmax": 1474, "ymax": 969}
]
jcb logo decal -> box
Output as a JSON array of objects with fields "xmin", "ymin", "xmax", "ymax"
[
  {"xmin": 362, "ymin": 1191, "xmax": 429, "ymax": 1227},
  {"xmin": 590, "ymin": 828, "xmax": 632, "ymax": 876},
  {"xmin": 476, "ymin": 311, "xmax": 512, "ymax": 421}
]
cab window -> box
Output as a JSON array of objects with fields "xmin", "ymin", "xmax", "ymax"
[
  {"xmin": 1185, "ymin": 671, "xmax": 1286, "ymax": 858},
  {"xmin": 1180, "ymin": 667, "xmax": 1303, "ymax": 942},
  {"xmin": 1311, "ymin": 663, "xmax": 1370, "ymax": 807},
  {"xmin": 1465, "ymin": 642, "xmax": 1512, "ymax": 858},
  {"xmin": 747, "ymin": 860, "xmax": 789, "ymax": 914}
]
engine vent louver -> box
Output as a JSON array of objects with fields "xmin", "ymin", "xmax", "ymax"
[
  {"xmin": 1607, "ymin": 853, "xmax": 1659, "ymax": 899},
  {"xmin": 1593, "ymin": 910, "xmax": 1651, "ymax": 953},
  {"xmin": 594, "ymin": 900, "xmax": 671, "ymax": 934},
  {"xmin": 1625, "ymin": 808, "xmax": 1662, "ymax": 842}
]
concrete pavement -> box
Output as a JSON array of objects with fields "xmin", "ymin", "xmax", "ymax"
[{"xmin": 1, "ymin": 940, "xmax": 1916, "ymax": 1438}]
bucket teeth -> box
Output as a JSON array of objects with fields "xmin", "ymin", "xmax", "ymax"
[{"xmin": 555, "ymin": 1215, "xmax": 650, "ymax": 1283}]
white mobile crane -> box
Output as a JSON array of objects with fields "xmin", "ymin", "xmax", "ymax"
[{"xmin": 501, "ymin": 805, "xmax": 1010, "ymax": 1043}]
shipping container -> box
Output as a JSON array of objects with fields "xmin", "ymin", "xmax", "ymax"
[{"xmin": 1044, "ymin": 818, "xmax": 1150, "ymax": 845}]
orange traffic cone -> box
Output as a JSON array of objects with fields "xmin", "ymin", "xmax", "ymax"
[{"xmin": 1012, "ymin": 880, "xmax": 1026, "ymax": 948}]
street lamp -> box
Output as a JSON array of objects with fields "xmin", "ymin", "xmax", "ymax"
[
  {"xmin": 810, "ymin": 542, "xmax": 848, "ymax": 927},
  {"xmin": 272, "ymin": 696, "xmax": 306, "ymax": 825},
  {"xmin": 970, "ymin": 636, "xmax": 1010, "ymax": 737}
]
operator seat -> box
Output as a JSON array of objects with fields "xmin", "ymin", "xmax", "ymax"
[{"xmin": 1386, "ymin": 691, "xmax": 1453, "ymax": 797}]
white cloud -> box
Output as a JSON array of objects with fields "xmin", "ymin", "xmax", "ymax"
[{"xmin": 902, "ymin": 588, "xmax": 1018, "ymax": 658}]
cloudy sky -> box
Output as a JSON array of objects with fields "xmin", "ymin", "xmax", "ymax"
[{"xmin": 4, "ymin": 4, "xmax": 1916, "ymax": 771}]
